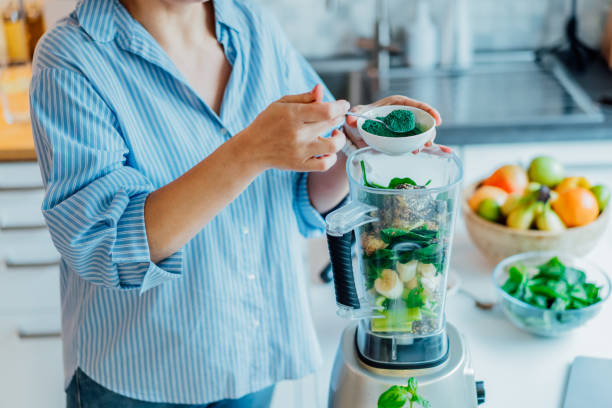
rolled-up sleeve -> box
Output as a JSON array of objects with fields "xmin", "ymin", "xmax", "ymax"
[
  {"xmin": 292, "ymin": 172, "xmax": 327, "ymax": 237},
  {"xmin": 30, "ymin": 68, "xmax": 183, "ymax": 293}
]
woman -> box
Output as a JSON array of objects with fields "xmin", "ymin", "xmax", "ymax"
[{"xmin": 30, "ymin": 0, "xmax": 442, "ymax": 407}]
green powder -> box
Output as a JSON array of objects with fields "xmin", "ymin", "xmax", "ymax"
[{"xmin": 362, "ymin": 109, "xmax": 418, "ymax": 137}]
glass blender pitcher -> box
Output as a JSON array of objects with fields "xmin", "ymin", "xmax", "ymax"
[{"xmin": 326, "ymin": 146, "xmax": 463, "ymax": 369}]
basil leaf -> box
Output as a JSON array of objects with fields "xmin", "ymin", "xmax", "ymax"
[{"xmin": 377, "ymin": 385, "xmax": 409, "ymax": 408}]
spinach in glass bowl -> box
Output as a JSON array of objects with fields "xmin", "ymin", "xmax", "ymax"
[{"xmin": 492, "ymin": 252, "xmax": 610, "ymax": 336}]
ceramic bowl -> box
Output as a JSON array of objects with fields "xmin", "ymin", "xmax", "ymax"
[
  {"xmin": 462, "ymin": 181, "xmax": 610, "ymax": 263},
  {"xmin": 356, "ymin": 105, "xmax": 435, "ymax": 155}
]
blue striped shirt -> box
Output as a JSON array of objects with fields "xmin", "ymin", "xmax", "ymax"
[{"xmin": 29, "ymin": 0, "xmax": 331, "ymax": 403}]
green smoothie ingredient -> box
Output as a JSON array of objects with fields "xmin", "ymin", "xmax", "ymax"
[
  {"xmin": 378, "ymin": 377, "xmax": 431, "ymax": 408},
  {"xmin": 363, "ymin": 109, "xmax": 419, "ymax": 137},
  {"xmin": 361, "ymin": 160, "xmax": 431, "ymax": 190},
  {"xmin": 502, "ymin": 256, "xmax": 601, "ymax": 310}
]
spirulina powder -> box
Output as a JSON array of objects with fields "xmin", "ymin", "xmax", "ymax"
[{"xmin": 362, "ymin": 109, "xmax": 418, "ymax": 137}]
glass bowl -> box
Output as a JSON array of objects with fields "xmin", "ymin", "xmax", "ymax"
[{"xmin": 492, "ymin": 251, "xmax": 611, "ymax": 337}]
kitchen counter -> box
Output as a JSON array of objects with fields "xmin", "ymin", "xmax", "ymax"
[
  {"xmin": 0, "ymin": 64, "xmax": 35, "ymax": 161},
  {"xmin": 299, "ymin": 140, "xmax": 612, "ymax": 408},
  {"xmin": 0, "ymin": 119, "xmax": 35, "ymax": 161}
]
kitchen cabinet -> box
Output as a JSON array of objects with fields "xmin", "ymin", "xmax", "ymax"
[
  {"xmin": 0, "ymin": 161, "xmax": 64, "ymax": 408},
  {"xmin": 0, "ymin": 313, "xmax": 63, "ymax": 408}
]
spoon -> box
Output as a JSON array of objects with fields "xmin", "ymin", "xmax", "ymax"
[
  {"xmin": 346, "ymin": 112, "xmax": 405, "ymax": 134},
  {"xmin": 458, "ymin": 287, "xmax": 496, "ymax": 311}
]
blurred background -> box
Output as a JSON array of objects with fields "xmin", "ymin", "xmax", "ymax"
[{"xmin": 0, "ymin": 1, "xmax": 612, "ymax": 408}]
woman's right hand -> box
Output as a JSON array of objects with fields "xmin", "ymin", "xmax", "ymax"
[{"xmin": 240, "ymin": 84, "xmax": 349, "ymax": 172}]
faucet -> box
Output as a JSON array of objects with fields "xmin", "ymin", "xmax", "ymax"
[{"xmin": 374, "ymin": 0, "xmax": 390, "ymax": 77}]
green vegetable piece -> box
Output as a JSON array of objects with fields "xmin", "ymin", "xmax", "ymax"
[
  {"xmin": 508, "ymin": 265, "xmax": 528, "ymax": 284},
  {"xmin": 536, "ymin": 256, "xmax": 565, "ymax": 279},
  {"xmin": 564, "ymin": 267, "xmax": 586, "ymax": 286},
  {"xmin": 388, "ymin": 177, "xmax": 417, "ymax": 189},
  {"xmin": 551, "ymin": 297, "xmax": 570, "ymax": 311},
  {"xmin": 378, "ymin": 377, "xmax": 430, "ymax": 408},
  {"xmin": 360, "ymin": 160, "xmax": 431, "ymax": 190},
  {"xmin": 404, "ymin": 287, "xmax": 425, "ymax": 308},
  {"xmin": 380, "ymin": 228, "xmax": 411, "ymax": 244},
  {"xmin": 378, "ymin": 385, "xmax": 410, "ymax": 408}
]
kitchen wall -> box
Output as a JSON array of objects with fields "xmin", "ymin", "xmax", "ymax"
[{"xmin": 260, "ymin": 0, "xmax": 612, "ymax": 58}]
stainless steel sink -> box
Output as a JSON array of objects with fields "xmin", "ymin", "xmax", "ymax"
[{"xmin": 312, "ymin": 53, "xmax": 604, "ymax": 130}]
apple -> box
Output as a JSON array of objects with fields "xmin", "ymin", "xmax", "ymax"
[{"xmin": 528, "ymin": 156, "xmax": 564, "ymax": 187}]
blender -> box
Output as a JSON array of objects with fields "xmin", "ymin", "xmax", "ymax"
[{"xmin": 325, "ymin": 146, "xmax": 485, "ymax": 407}]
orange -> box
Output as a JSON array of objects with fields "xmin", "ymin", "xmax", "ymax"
[
  {"xmin": 482, "ymin": 165, "xmax": 529, "ymax": 195},
  {"xmin": 551, "ymin": 187, "xmax": 599, "ymax": 227},
  {"xmin": 555, "ymin": 176, "xmax": 590, "ymax": 194}
]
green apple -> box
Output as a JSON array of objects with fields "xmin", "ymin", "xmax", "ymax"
[
  {"xmin": 477, "ymin": 198, "xmax": 501, "ymax": 222},
  {"xmin": 590, "ymin": 185, "xmax": 610, "ymax": 212},
  {"xmin": 528, "ymin": 156, "xmax": 564, "ymax": 187}
]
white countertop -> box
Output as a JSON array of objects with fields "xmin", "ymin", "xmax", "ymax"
[{"xmin": 280, "ymin": 141, "xmax": 612, "ymax": 408}]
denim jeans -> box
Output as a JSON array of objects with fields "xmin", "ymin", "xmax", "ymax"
[{"xmin": 66, "ymin": 369, "xmax": 275, "ymax": 408}]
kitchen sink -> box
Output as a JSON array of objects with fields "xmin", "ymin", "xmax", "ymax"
[{"xmin": 312, "ymin": 52, "xmax": 604, "ymax": 130}]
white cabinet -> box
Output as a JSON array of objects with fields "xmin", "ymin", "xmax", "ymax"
[
  {"xmin": 0, "ymin": 161, "xmax": 64, "ymax": 408},
  {"xmin": 0, "ymin": 313, "xmax": 63, "ymax": 408}
]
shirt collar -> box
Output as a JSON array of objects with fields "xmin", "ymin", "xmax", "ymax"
[
  {"xmin": 213, "ymin": 0, "xmax": 241, "ymax": 33},
  {"xmin": 75, "ymin": 0, "xmax": 117, "ymax": 43},
  {"xmin": 75, "ymin": 0, "xmax": 240, "ymax": 44}
]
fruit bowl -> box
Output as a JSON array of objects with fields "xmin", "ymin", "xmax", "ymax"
[
  {"xmin": 463, "ymin": 181, "xmax": 610, "ymax": 262},
  {"xmin": 493, "ymin": 251, "xmax": 610, "ymax": 336}
]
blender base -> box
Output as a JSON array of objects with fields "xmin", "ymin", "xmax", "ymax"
[{"xmin": 328, "ymin": 322, "xmax": 483, "ymax": 407}]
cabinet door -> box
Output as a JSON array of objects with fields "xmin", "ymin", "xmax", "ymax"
[
  {"xmin": 0, "ymin": 189, "xmax": 46, "ymax": 229},
  {"xmin": 0, "ymin": 313, "xmax": 64, "ymax": 408},
  {"xmin": 0, "ymin": 162, "xmax": 43, "ymax": 189}
]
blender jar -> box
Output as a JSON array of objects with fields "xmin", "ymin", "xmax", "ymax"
[{"xmin": 326, "ymin": 146, "xmax": 463, "ymax": 368}]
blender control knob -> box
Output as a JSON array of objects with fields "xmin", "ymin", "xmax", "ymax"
[{"xmin": 475, "ymin": 381, "xmax": 485, "ymax": 405}]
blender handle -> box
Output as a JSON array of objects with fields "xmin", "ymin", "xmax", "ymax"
[{"xmin": 326, "ymin": 231, "xmax": 360, "ymax": 309}]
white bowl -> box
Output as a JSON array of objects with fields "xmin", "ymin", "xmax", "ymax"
[{"xmin": 356, "ymin": 105, "xmax": 436, "ymax": 155}]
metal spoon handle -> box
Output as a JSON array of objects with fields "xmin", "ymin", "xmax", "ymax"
[
  {"xmin": 345, "ymin": 112, "xmax": 373, "ymax": 121},
  {"xmin": 346, "ymin": 112, "xmax": 393, "ymax": 131}
]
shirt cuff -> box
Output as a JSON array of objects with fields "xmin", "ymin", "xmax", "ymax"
[
  {"xmin": 111, "ymin": 192, "xmax": 183, "ymax": 293},
  {"xmin": 293, "ymin": 172, "xmax": 326, "ymax": 238}
]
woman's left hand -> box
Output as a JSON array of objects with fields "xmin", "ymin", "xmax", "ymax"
[{"xmin": 343, "ymin": 95, "xmax": 451, "ymax": 154}]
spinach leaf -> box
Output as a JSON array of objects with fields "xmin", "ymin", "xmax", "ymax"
[
  {"xmin": 388, "ymin": 177, "xmax": 417, "ymax": 189},
  {"xmin": 360, "ymin": 160, "xmax": 387, "ymax": 189},
  {"xmin": 360, "ymin": 160, "xmax": 431, "ymax": 190},
  {"xmin": 404, "ymin": 287, "xmax": 425, "ymax": 308},
  {"xmin": 501, "ymin": 256, "xmax": 602, "ymax": 313}
]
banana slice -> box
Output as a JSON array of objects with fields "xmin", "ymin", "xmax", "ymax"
[
  {"xmin": 421, "ymin": 275, "xmax": 441, "ymax": 298},
  {"xmin": 374, "ymin": 269, "xmax": 403, "ymax": 299},
  {"xmin": 417, "ymin": 262, "xmax": 437, "ymax": 279},
  {"xmin": 397, "ymin": 260, "xmax": 418, "ymax": 283}
]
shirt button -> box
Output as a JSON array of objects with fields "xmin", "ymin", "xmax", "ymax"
[
  {"xmin": 242, "ymin": 227, "xmax": 249, "ymax": 235},
  {"xmin": 247, "ymin": 273, "xmax": 255, "ymax": 281}
]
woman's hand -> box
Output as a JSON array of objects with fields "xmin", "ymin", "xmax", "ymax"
[
  {"xmin": 344, "ymin": 95, "xmax": 451, "ymax": 154},
  {"xmin": 240, "ymin": 84, "xmax": 349, "ymax": 172}
]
